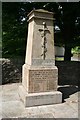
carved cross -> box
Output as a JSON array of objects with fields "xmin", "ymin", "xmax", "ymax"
[{"xmin": 39, "ymin": 22, "xmax": 50, "ymax": 60}]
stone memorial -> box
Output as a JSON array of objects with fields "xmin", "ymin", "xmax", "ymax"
[{"xmin": 19, "ymin": 9, "xmax": 62, "ymax": 107}]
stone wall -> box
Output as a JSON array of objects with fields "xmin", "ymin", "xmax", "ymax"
[
  {"xmin": 1, "ymin": 58, "xmax": 79, "ymax": 86},
  {"xmin": 1, "ymin": 58, "xmax": 24, "ymax": 84}
]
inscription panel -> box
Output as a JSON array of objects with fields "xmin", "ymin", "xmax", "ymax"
[
  {"xmin": 32, "ymin": 59, "xmax": 55, "ymax": 66},
  {"xmin": 29, "ymin": 69, "xmax": 57, "ymax": 93}
]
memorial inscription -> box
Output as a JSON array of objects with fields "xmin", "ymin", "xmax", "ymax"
[{"xmin": 29, "ymin": 69, "xmax": 57, "ymax": 93}]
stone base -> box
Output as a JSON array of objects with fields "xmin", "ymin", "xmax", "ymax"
[
  {"xmin": 22, "ymin": 64, "xmax": 58, "ymax": 93},
  {"xmin": 19, "ymin": 85, "xmax": 62, "ymax": 107}
]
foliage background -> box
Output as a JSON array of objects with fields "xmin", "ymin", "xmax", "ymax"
[{"xmin": 2, "ymin": 2, "xmax": 80, "ymax": 60}]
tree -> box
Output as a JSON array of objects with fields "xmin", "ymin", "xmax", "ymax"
[
  {"xmin": 60, "ymin": 3, "xmax": 80, "ymax": 61},
  {"xmin": 2, "ymin": 2, "xmax": 27, "ymax": 58},
  {"xmin": 2, "ymin": 2, "xmax": 47, "ymax": 58},
  {"xmin": 2, "ymin": 2, "xmax": 80, "ymax": 61},
  {"xmin": 44, "ymin": 2, "xmax": 80, "ymax": 61}
]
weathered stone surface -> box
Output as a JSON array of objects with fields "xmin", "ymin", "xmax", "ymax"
[
  {"xmin": 19, "ymin": 85, "xmax": 62, "ymax": 107},
  {"xmin": 19, "ymin": 9, "xmax": 62, "ymax": 107},
  {"xmin": 22, "ymin": 65, "xmax": 58, "ymax": 93},
  {"xmin": 1, "ymin": 83, "xmax": 78, "ymax": 118},
  {"xmin": 25, "ymin": 9, "xmax": 55, "ymax": 66}
]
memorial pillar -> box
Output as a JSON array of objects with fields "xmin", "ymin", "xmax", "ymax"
[{"xmin": 19, "ymin": 9, "xmax": 62, "ymax": 107}]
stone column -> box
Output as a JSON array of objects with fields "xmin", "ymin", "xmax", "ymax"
[{"xmin": 19, "ymin": 9, "xmax": 62, "ymax": 107}]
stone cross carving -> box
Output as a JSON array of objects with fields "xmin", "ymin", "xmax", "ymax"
[{"xmin": 39, "ymin": 22, "xmax": 50, "ymax": 60}]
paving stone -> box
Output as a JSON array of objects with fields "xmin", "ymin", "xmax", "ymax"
[
  {"xmin": 2, "ymin": 101, "xmax": 24, "ymax": 118},
  {"xmin": 2, "ymin": 93, "xmax": 20, "ymax": 102},
  {"xmin": 0, "ymin": 83, "xmax": 79, "ymax": 118},
  {"xmin": 46, "ymin": 103, "xmax": 78, "ymax": 118},
  {"xmin": 66, "ymin": 101, "xmax": 78, "ymax": 112},
  {"xmin": 2, "ymin": 83, "xmax": 21, "ymax": 94},
  {"xmin": 27, "ymin": 113, "xmax": 54, "ymax": 118}
]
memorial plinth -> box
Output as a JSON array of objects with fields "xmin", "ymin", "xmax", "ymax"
[{"xmin": 19, "ymin": 9, "xmax": 62, "ymax": 107}]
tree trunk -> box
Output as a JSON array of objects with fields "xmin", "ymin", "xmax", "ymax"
[{"xmin": 64, "ymin": 45, "xmax": 72, "ymax": 61}]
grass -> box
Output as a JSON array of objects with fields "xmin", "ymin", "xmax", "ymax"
[{"xmin": 55, "ymin": 57, "xmax": 64, "ymax": 61}]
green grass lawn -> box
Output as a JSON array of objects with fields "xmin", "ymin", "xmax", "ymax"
[{"xmin": 55, "ymin": 57, "xmax": 64, "ymax": 61}]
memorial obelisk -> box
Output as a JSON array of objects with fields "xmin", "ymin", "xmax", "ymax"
[{"xmin": 19, "ymin": 9, "xmax": 62, "ymax": 107}]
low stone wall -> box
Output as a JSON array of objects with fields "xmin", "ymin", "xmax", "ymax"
[
  {"xmin": 1, "ymin": 58, "xmax": 79, "ymax": 85},
  {"xmin": 1, "ymin": 58, "xmax": 24, "ymax": 84},
  {"xmin": 56, "ymin": 61, "xmax": 79, "ymax": 85}
]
